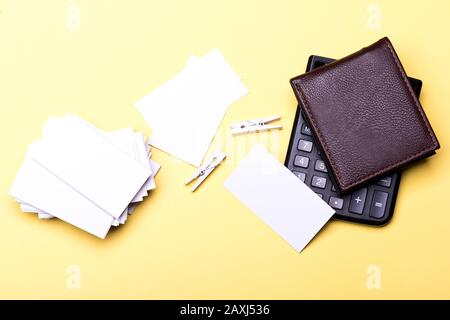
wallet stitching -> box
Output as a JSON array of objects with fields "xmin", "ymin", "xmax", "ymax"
[
  {"xmin": 384, "ymin": 41, "xmax": 439, "ymax": 147},
  {"xmin": 294, "ymin": 40, "xmax": 438, "ymax": 191},
  {"xmin": 294, "ymin": 82, "xmax": 345, "ymax": 184}
]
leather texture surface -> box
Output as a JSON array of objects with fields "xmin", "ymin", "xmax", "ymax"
[{"xmin": 290, "ymin": 37, "xmax": 440, "ymax": 194}]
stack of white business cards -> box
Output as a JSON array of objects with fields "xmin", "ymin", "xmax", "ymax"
[
  {"xmin": 9, "ymin": 114, "xmax": 160, "ymax": 239},
  {"xmin": 136, "ymin": 48, "xmax": 248, "ymax": 167}
]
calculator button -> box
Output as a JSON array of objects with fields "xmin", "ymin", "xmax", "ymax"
[
  {"xmin": 349, "ymin": 188, "xmax": 367, "ymax": 215},
  {"xmin": 294, "ymin": 155, "xmax": 309, "ymax": 168},
  {"xmin": 377, "ymin": 176, "xmax": 392, "ymax": 187},
  {"xmin": 301, "ymin": 124, "xmax": 312, "ymax": 136},
  {"xmin": 297, "ymin": 139, "xmax": 313, "ymax": 152},
  {"xmin": 292, "ymin": 171, "xmax": 306, "ymax": 182},
  {"xmin": 370, "ymin": 191, "xmax": 388, "ymax": 218},
  {"xmin": 314, "ymin": 159, "xmax": 328, "ymax": 173},
  {"xmin": 311, "ymin": 176, "xmax": 327, "ymax": 189},
  {"xmin": 331, "ymin": 184, "xmax": 336, "ymax": 192},
  {"xmin": 329, "ymin": 197, "xmax": 344, "ymax": 210},
  {"xmin": 316, "ymin": 193, "xmax": 323, "ymax": 199}
]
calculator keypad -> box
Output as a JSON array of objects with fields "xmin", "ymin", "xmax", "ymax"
[
  {"xmin": 301, "ymin": 124, "xmax": 312, "ymax": 136},
  {"xmin": 370, "ymin": 191, "xmax": 388, "ymax": 218},
  {"xmin": 293, "ymin": 171, "xmax": 306, "ymax": 182},
  {"xmin": 314, "ymin": 160, "xmax": 328, "ymax": 173},
  {"xmin": 329, "ymin": 197, "xmax": 344, "ymax": 210},
  {"xmin": 377, "ymin": 177, "xmax": 392, "ymax": 187},
  {"xmin": 311, "ymin": 176, "xmax": 327, "ymax": 189},
  {"xmin": 294, "ymin": 155, "xmax": 309, "ymax": 168},
  {"xmin": 349, "ymin": 188, "xmax": 367, "ymax": 215},
  {"xmin": 297, "ymin": 139, "xmax": 313, "ymax": 152},
  {"xmin": 285, "ymin": 108, "xmax": 398, "ymax": 225}
]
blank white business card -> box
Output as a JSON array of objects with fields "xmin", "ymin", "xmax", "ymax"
[
  {"xmin": 32, "ymin": 115, "xmax": 151, "ymax": 218},
  {"xmin": 10, "ymin": 145, "xmax": 114, "ymax": 239},
  {"xmin": 224, "ymin": 144, "xmax": 335, "ymax": 253},
  {"xmin": 136, "ymin": 48, "xmax": 248, "ymax": 167}
]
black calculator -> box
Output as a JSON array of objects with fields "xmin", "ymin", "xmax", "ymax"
[{"xmin": 285, "ymin": 55, "xmax": 423, "ymax": 225}]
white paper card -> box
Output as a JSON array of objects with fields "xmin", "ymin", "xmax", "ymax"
[
  {"xmin": 33, "ymin": 115, "xmax": 151, "ymax": 218},
  {"xmin": 224, "ymin": 144, "xmax": 335, "ymax": 253},
  {"xmin": 10, "ymin": 147, "xmax": 114, "ymax": 239},
  {"xmin": 136, "ymin": 48, "xmax": 247, "ymax": 167}
]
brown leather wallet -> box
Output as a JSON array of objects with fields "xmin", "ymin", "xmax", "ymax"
[{"xmin": 290, "ymin": 37, "xmax": 440, "ymax": 194}]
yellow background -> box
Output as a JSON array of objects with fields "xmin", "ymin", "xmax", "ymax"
[{"xmin": 0, "ymin": 0, "xmax": 449, "ymax": 299}]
